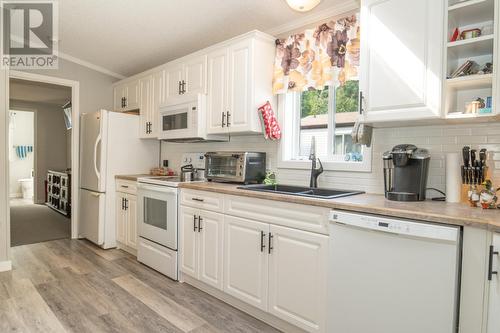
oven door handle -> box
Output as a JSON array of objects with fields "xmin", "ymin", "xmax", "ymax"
[{"xmin": 137, "ymin": 183, "xmax": 178, "ymax": 194}]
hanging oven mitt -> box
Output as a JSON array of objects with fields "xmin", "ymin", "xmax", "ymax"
[{"xmin": 258, "ymin": 101, "xmax": 281, "ymax": 140}]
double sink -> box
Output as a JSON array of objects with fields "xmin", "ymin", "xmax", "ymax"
[{"xmin": 238, "ymin": 184, "xmax": 364, "ymax": 199}]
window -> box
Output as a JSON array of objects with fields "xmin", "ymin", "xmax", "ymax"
[{"xmin": 279, "ymin": 81, "xmax": 371, "ymax": 171}]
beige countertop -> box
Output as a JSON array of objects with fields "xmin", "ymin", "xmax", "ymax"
[
  {"xmin": 178, "ymin": 182, "xmax": 500, "ymax": 232},
  {"xmin": 115, "ymin": 174, "xmax": 152, "ymax": 181}
]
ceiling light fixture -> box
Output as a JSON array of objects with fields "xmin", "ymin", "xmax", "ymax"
[{"xmin": 285, "ymin": 0, "xmax": 321, "ymax": 12}]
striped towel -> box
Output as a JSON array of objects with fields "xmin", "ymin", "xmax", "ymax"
[{"xmin": 15, "ymin": 145, "xmax": 33, "ymax": 159}]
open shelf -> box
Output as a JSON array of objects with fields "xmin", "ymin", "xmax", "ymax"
[
  {"xmin": 447, "ymin": 34, "xmax": 494, "ymax": 58},
  {"xmin": 446, "ymin": 73, "xmax": 493, "ymax": 89},
  {"xmin": 448, "ymin": 0, "xmax": 495, "ymax": 27}
]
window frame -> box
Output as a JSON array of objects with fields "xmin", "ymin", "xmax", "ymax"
[{"xmin": 277, "ymin": 85, "xmax": 372, "ymax": 172}]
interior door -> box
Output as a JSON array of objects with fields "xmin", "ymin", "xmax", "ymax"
[
  {"xmin": 224, "ymin": 215, "xmax": 269, "ymax": 311},
  {"xmin": 126, "ymin": 194, "xmax": 138, "ymax": 249},
  {"xmin": 206, "ymin": 48, "xmax": 229, "ymax": 135},
  {"xmin": 184, "ymin": 56, "xmax": 207, "ymax": 96},
  {"xmin": 360, "ymin": 0, "xmax": 443, "ymax": 121},
  {"xmin": 80, "ymin": 110, "xmax": 105, "ymax": 192},
  {"xmin": 268, "ymin": 225, "xmax": 328, "ymax": 333},
  {"xmin": 79, "ymin": 189, "xmax": 105, "ymax": 245},
  {"xmin": 198, "ymin": 210, "xmax": 224, "ymax": 290},
  {"xmin": 227, "ymin": 39, "xmax": 252, "ymax": 132},
  {"xmin": 179, "ymin": 206, "xmax": 198, "ymax": 278}
]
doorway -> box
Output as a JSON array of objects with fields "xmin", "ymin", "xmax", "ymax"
[{"xmin": 9, "ymin": 78, "xmax": 73, "ymax": 246}]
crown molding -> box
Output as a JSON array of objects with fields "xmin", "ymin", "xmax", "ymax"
[
  {"xmin": 58, "ymin": 52, "xmax": 126, "ymax": 80},
  {"xmin": 266, "ymin": 0, "xmax": 359, "ymax": 36}
]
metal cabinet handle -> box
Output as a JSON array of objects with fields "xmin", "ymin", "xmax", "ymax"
[
  {"xmin": 198, "ymin": 216, "xmax": 203, "ymax": 232},
  {"xmin": 124, "ymin": 97, "xmax": 127, "ymax": 108},
  {"xmin": 192, "ymin": 198, "xmax": 204, "ymax": 202},
  {"xmin": 193, "ymin": 215, "xmax": 198, "ymax": 232},
  {"xmin": 489, "ymin": 245, "xmax": 499, "ymax": 280},
  {"xmin": 260, "ymin": 231, "xmax": 266, "ymax": 252},
  {"xmin": 124, "ymin": 198, "xmax": 128, "ymax": 210},
  {"xmin": 121, "ymin": 185, "xmax": 129, "ymax": 188},
  {"xmin": 268, "ymin": 233, "xmax": 273, "ymax": 254},
  {"xmin": 226, "ymin": 111, "xmax": 231, "ymax": 127},
  {"xmin": 221, "ymin": 112, "xmax": 226, "ymax": 127},
  {"xmin": 121, "ymin": 198, "xmax": 125, "ymax": 210},
  {"xmin": 358, "ymin": 91, "xmax": 364, "ymax": 115},
  {"xmin": 178, "ymin": 81, "xmax": 181, "ymax": 95},
  {"xmin": 181, "ymin": 80, "xmax": 186, "ymax": 94}
]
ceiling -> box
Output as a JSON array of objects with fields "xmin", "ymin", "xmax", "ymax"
[
  {"xmin": 10, "ymin": 79, "xmax": 72, "ymax": 106},
  {"xmin": 58, "ymin": 0, "xmax": 351, "ymax": 77}
]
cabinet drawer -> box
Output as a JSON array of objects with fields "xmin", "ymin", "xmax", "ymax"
[
  {"xmin": 115, "ymin": 179, "xmax": 137, "ymax": 195},
  {"xmin": 180, "ymin": 189, "xmax": 224, "ymax": 213},
  {"xmin": 224, "ymin": 195, "xmax": 329, "ymax": 235}
]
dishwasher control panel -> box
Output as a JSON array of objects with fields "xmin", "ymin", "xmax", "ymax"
[{"xmin": 330, "ymin": 210, "xmax": 459, "ymax": 242}]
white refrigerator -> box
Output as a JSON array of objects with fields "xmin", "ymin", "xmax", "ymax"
[{"xmin": 79, "ymin": 110, "xmax": 158, "ymax": 248}]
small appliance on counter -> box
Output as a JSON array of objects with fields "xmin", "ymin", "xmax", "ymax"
[
  {"xmin": 383, "ymin": 144, "xmax": 430, "ymax": 201},
  {"xmin": 205, "ymin": 151, "xmax": 266, "ymax": 184}
]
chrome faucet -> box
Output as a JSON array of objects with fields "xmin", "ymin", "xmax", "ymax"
[{"xmin": 309, "ymin": 136, "xmax": 323, "ymax": 188}]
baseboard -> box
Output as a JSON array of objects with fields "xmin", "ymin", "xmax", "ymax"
[
  {"xmin": 0, "ymin": 260, "xmax": 12, "ymax": 272},
  {"xmin": 181, "ymin": 274, "xmax": 307, "ymax": 333}
]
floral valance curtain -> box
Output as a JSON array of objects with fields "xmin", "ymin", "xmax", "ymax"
[{"xmin": 272, "ymin": 13, "xmax": 360, "ymax": 95}]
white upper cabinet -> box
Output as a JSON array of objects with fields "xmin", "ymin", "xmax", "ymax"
[
  {"xmin": 114, "ymin": 80, "xmax": 140, "ymax": 112},
  {"xmin": 206, "ymin": 32, "xmax": 275, "ymax": 135},
  {"xmin": 360, "ymin": 0, "xmax": 444, "ymax": 122},
  {"xmin": 164, "ymin": 56, "xmax": 207, "ymax": 103}
]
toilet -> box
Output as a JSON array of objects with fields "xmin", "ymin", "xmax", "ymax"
[{"xmin": 18, "ymin": 178, "xmax": 34, "ymax": 199}]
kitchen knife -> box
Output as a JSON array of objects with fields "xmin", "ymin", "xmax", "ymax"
[
  {"xmin": 475, "ymin": 160, "xmax": 481, "ymax": 185},
  {"xmin": 463, "ymin": 146, "xmax": 470, "ymax": 167},
  {"xmin": 480, "ymin": 148, "xmax": 487, "ymax": 166}
]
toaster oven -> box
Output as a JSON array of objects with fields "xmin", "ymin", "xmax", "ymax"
[{"xmin": 205, "ymin": 152, "xmax": 266, "ymax": 184}]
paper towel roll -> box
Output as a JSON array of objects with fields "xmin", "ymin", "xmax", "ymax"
[{"xmin": 446, "ymin": 152, "xmax": 461, "ymax": 203}]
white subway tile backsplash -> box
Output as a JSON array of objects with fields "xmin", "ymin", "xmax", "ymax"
[{"xmin": 161, "ymin": 123, "xmax": 500, "ymax": 195}]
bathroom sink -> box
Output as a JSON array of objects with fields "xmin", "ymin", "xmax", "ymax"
[{"xmin": 238, "ymin": 184, "xmax": 364, "ymax": 199}]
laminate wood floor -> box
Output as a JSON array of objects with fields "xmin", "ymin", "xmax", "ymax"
[{"xmin": 0, "ymin": 239, "xmax": 281, "ymax": 333}]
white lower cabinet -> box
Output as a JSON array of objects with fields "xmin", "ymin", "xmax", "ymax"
[
  {"xmin": 487, "ymin": 233, "xmax": 500, "ymax": 332},
  {"xmin": 179, "ymin": 206, "xmax": 224, "ymax": 290},
  {"xmin": 223, "ymin": 215, "xmax": 269, "ymax": 311},
  {"xmin": 179, "ymin": 189, "xmax": 328, "ymax": 333},
  {"xmin": 115, "ymin": 189, "xmax": 137, "ymax": 253},
  {"xmin": 268, "ymin": 225, "xmax": 328, "ymax": 332}
]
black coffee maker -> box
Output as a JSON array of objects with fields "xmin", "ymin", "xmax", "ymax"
[{"xmin": 383, "ymin": 144, "xmax": 430, "ymax": 201}]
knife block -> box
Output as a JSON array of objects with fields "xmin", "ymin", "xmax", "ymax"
[{"xmin": 460, "ymin": 166, "xmax": 491, "ymax": 204}]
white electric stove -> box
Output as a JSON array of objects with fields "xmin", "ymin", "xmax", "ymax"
[{"xmin": 136, "ymin": 153, "xmax": 205, "ymax": 280}]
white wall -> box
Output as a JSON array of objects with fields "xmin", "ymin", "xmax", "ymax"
[
  {"xmin": 160, "ymin": 122, "xmax": 500, "ymax": 195},
  {"xmin": 8, "ymin": 111, "xmax": 34, "ymax": 197}
]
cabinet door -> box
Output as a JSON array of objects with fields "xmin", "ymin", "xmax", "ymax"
[
  {"xmin": 224, "ymin": 216, "xmax": 269, "ymax": 311},
  {"xmin": 126, "ymin": 195, "xmax": 137, "ymax": 250},
  {"xmin": 115, "ymin": 192, "xmax": 127, "ymax": 244},
  {"xmin": 150, "ymin": 70, "xmax": 165, "ymax": 136},
  {"xmin": 488, "ymin": 234, "xmax": 500, "ymax": 332},
  {"xmin": 360, "ymin": 0, "xmax": 443, "ymax": 122},
  {"xmin": 179, "ymin": 206, "xmax": 198, "ymax": 278},
  {"xmin": 227, "ymin": 39, "xmax": 253, "ymax": 133},
  {"xmin": 268, "ymin": 224, "xmax": 328, "ymax": 333},
  {"xmin": 165, "ymin": 64, "xmax": 184, "ymax": 102},
  {"xmin": 184, "ymin": 56, "xmax": 207, "ymax": 96},
  {"xmin": 113, "ymin": 85, "xmax": 127, "ymax": 111},
  {"xmin": 139, "ymin": 76, "xmax": 152, "ymax": 138},
  {"xmin": 125, "ymin": 80, "xmax": 140, "ymax": 110},
  {"xmin": 206, "ymin": 48, "xmax": 229, "ymax": 135},
  {"xmin": 198, "ymin": 210, "xmax": 224, "ymax": 290}
]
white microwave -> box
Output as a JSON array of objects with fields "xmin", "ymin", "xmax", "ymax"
[{"xmin": 158, "ymin": 94, "xmax": 226, "ymax": 142}]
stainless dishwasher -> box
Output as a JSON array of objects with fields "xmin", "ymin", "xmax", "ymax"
[{"xmin": 328, "ymin": 210, "xmax": 461, "ymax": 333}]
